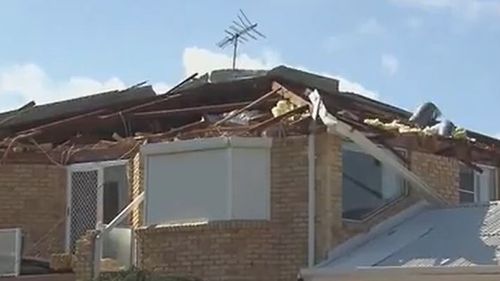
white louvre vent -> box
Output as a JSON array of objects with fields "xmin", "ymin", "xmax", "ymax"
[{"xmin": 0, "ymin": 228, "xmax": 21, "ymax": 277}]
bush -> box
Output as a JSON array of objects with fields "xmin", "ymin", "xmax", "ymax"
[{"xmin": 95, "ymin": 267, "xmax": 203, "ymax": 281}]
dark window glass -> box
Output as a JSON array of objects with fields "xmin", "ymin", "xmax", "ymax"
[
  {"xmin": 459, "ymin": 166, "xmax": 474, "ymax": 192},
  {"xmin": 342, "ymin": 148, "xmax": 404, "ymax": 220},
  {"xmin": 459, "ymin": 191, "xmax": 474, "ymax": 203},
  {"xmin": 103, "ymin": 181, "xmax": 120, "ymax": 224}
]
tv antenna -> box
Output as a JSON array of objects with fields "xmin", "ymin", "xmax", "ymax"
[{"xmin": 217, "ymin": 9, "xmax": 266, "ymax": 69}]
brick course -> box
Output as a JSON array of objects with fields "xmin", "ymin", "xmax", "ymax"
[
  {"xmin": 0, "ymin": 164, "xmax": 67, "ymax": 258},
  {"xmin": 134, "ymin": 135, "xmax": 462, "ymax": 281},
  {"xmin": 410, "ymin": 151, "xmax": 460, "ymax": 204},
  {"xmin": 136, "ymin": 136, "xmax": 310, "ymax": 281}
]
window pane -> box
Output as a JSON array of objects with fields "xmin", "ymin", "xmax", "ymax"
[
  {"xmin": 459, "ymin": 166, "xmax": 474, "ymax": 192},
  {"xmin": 459, "ymin": 191, "xmax": 474, "ymax": 203},
  {"xmin": 342, "ymin": 147, "xmax": 407, "ymax": 220},
  {"xmin": 103, "ymin": 182, "xmax": 119, "ymax": 224},
  {"xmin": 488, "ymin": 168, "xmax": 497, "ymax": 200}
]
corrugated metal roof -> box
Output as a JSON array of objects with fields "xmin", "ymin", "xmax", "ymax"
[{"xmin": 323, "ymin": 202, "xmax": 500, "ymax": 271}]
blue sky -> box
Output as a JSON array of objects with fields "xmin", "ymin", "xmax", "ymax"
[{"xmin": 1, "ymin": 0, "xmax": 500, "ymax": 137}]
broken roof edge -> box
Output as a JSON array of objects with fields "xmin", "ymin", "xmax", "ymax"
[
  {"xmin": 171, "ymin": 65, "xmax": 340, "ymax": 94},
  {"xmin": 335, "ymin": 90, "xmax": 500, "ymax": 147},
  {"xmin": 0, "ymin": 85, "xmax": 156, "ymax": 129}
]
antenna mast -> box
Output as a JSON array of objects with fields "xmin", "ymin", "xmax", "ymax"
[{"xmin": 217, "ymin": 9, "xmax": 266, "ymax": 69}]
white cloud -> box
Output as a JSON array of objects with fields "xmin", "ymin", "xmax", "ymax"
[
  {"xmin": 0, "ymin": 64, "xmax": 171, "ymax": 112},
  {"xmin": 392, "ymin": 0, "xmax": 500, "ymax": 19},
  {"xmin": 182, "ymin": 47, "xmax": 280, "ymax": 76},
  {"xmin": 335, "ymin": 75, "xmax": 379, "ymax": 99},
  {"xmin": 0, "ymin": 47, "xmax": 380, "ymax": 113},
  {"xmin": 381, "ymin": 54, "xmax": 400, "ymax": 76},
  {"xmin": 152, "ymin": 82, "xmax": 172, "ymax": 94},
  {"xmin": 181, "ymin": 46, "xmax": 379, "ymax": 100},
  {"xmin": 358, "ymin": 18, "xmax": 386, "ymax": 35},
  {"xmin": 0, "ymin": 64, "xmax": 126, "ymax": 108},
  {"xmin": 407, "ymin": 17, "xmax": 424, "ymax": 29}
]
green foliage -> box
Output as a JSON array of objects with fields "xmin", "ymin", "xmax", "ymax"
[{"xmin": 95, "ymin": 267, "xmax": 203, "ymax": 281}]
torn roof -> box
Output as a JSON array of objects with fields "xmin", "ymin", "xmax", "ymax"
[
  {"xmin": 173, "ymin": 65, "xmax": 340, "ymax": 94},
  {"xmin": 321, "ymin": 201, "xmax": 500, "ymax": 271},
  {"xmin": 0, "ymin": 65, "xmax": 498, "ymax": 165},
  {"xmin": 0, "ymin": 85, "xmax": 156, "ymax": 131}
]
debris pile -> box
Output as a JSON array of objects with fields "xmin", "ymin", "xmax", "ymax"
[
  {"xmin": 0, "ymin": 82, "xmax": 312, "ymax": 165},
  {"xmin": 364, "ymin": 101, "xmax": 469, "ymax": 140}
]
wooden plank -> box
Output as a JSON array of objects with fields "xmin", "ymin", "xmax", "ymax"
[
  {"xmin": 272, "ymin": 81, "xmax": 312, "ymax": 108},
  {"xmin": 99, "ymin": 94, "xmax": 182, "ymax": 119},
  {"xmin": 213, "ymin": 88, "xmax": 280, "ymax": 126},
  {"xmin": 18, "ymin": 109, "xmax": 107, "ymax": 135},
  {"xmin": 99, "ymin": 73, "xmax": 198, "ymax": 119},
  {"xmin": 132, "ymin": 101, "xmax": 252, "ymax": 118},
  {"xmin": 249, "ymin": 105, "xmax": 308, "ymax": 133}
]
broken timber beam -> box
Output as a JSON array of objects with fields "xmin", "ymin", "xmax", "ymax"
[
  {"xmin": 100, "ymin": 73, "xmax": 198, "ymax": 119},
  {"xmin": 271, "ymin": 81, "xmax": 312, "ymax": 108},
  {"xmin": 213, "ymin": 88, "xmax": 281, "ymax": 126},
  {"xmin": 18, "ymin": 109, "xmax": 108, "ymax": 136},
  {"xmin": 308, "ymin": 89, "xmax": 447, "ymax": 206},
  {"xmin": 249, "ymin": 105, "xmax": 308, "ymax": 133},
  {"xmin": 132, "ymin": 101, "xmax": 253, "ymax": 118}
]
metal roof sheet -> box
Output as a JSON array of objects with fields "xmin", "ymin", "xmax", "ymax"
[{"xmin": 323, "ymin": 202, "xmax": 500, "ymax": 271}]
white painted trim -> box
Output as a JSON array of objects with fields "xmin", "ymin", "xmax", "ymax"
[
  {"xmin": 226, "ymin": 147, "xmax": 233, "ymax": 220},
  {"xmin": 67, "ymin": 159, "xmax": 128, "ymax": 171},
  {"xmin": 140, "ymin": 136, "xmax": 272, "ymax": 156},
  {"xmin": 96, "ymin": 169, "xmax": 104, "ymax": 228},
  {"xmin": 143, "ymin": 155, "xmax": 149, "ymax": 226},
  {"xmin": 65, "ymin": 159, "xmax": 128, "ymax": 252},
  {"xmin": 13, "ymin": 228, "xmax": 21, "ymax": 277}
]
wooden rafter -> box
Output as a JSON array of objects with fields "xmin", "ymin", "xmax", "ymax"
[
  {"xmin": 213, "ymin": 87, "xmax": 281, "ymax": 126},
  {"xmin": 132, "ymin": 101, "xmax": 253, "ymax": 118},
  {"xmin": 271, "ymin": 81, "xmax": 312, "ymax": 108}
]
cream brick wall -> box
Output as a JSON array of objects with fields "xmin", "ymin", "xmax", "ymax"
[
  {"xmin": 0, "ymin": 164, "xmax": 67, "ymax": 258},
  {"xmin": 134, "ymin": 135, "xmax": 462, "ymax": 281},
  {"xmin": 410, "ymin": 151, "xmax": 460, "ymax": 204},
  {"xmin": 136, "ymin": 136, "xmax": 310, "ymax": 281}
]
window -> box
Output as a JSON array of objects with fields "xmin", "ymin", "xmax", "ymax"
[
  {"xmin": 459, "ymin": 164, "xmax": 497, "ymax": 203},
  {"xmin": 342, "ymin": 143, "xmax": 407, "ymax": 220},
  {"xmin": 103, "ymin": 182, "xmax": 119, "ymax": 224},
  {"xmin": 142, "ymin": 137, "xmax": 271, "ymax": 225}
]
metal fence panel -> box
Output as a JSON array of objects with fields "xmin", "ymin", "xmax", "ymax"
[{"xmin": 69, "ymin": 170, "xmax": 99, "ymax": 252}]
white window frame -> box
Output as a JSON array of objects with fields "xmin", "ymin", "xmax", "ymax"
[
  {"xmin": 341, "ymin": 142, "xmax": 408, "ymax": 222},
  {"xmin": 459, "ymin": 163, "xmax": 498, "ymax": 203},
  {"xmin": 65, "ymin": 159, "xmax": 128, "ymax": 252},
  {"xmin": 141, "ymin": 137, "xmax": 272, "ymax": 225}
]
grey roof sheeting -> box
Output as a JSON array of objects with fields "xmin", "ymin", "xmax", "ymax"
[
  {"xmin": 323, "ymin": 202, "xmax": 500, "ymax": 271},
  {"xmin": 0, "ymin": 85, "xmax": 156, "ymax": 130}
]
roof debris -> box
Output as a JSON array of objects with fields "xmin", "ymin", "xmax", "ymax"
[{"xmin": 0, "ymin": 66, "xmax": 497, "ymax": 167}]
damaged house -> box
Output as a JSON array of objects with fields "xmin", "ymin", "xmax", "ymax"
[{"xmin": 0, "ymin": 66, "xmax": 499, "ymax": 281}]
